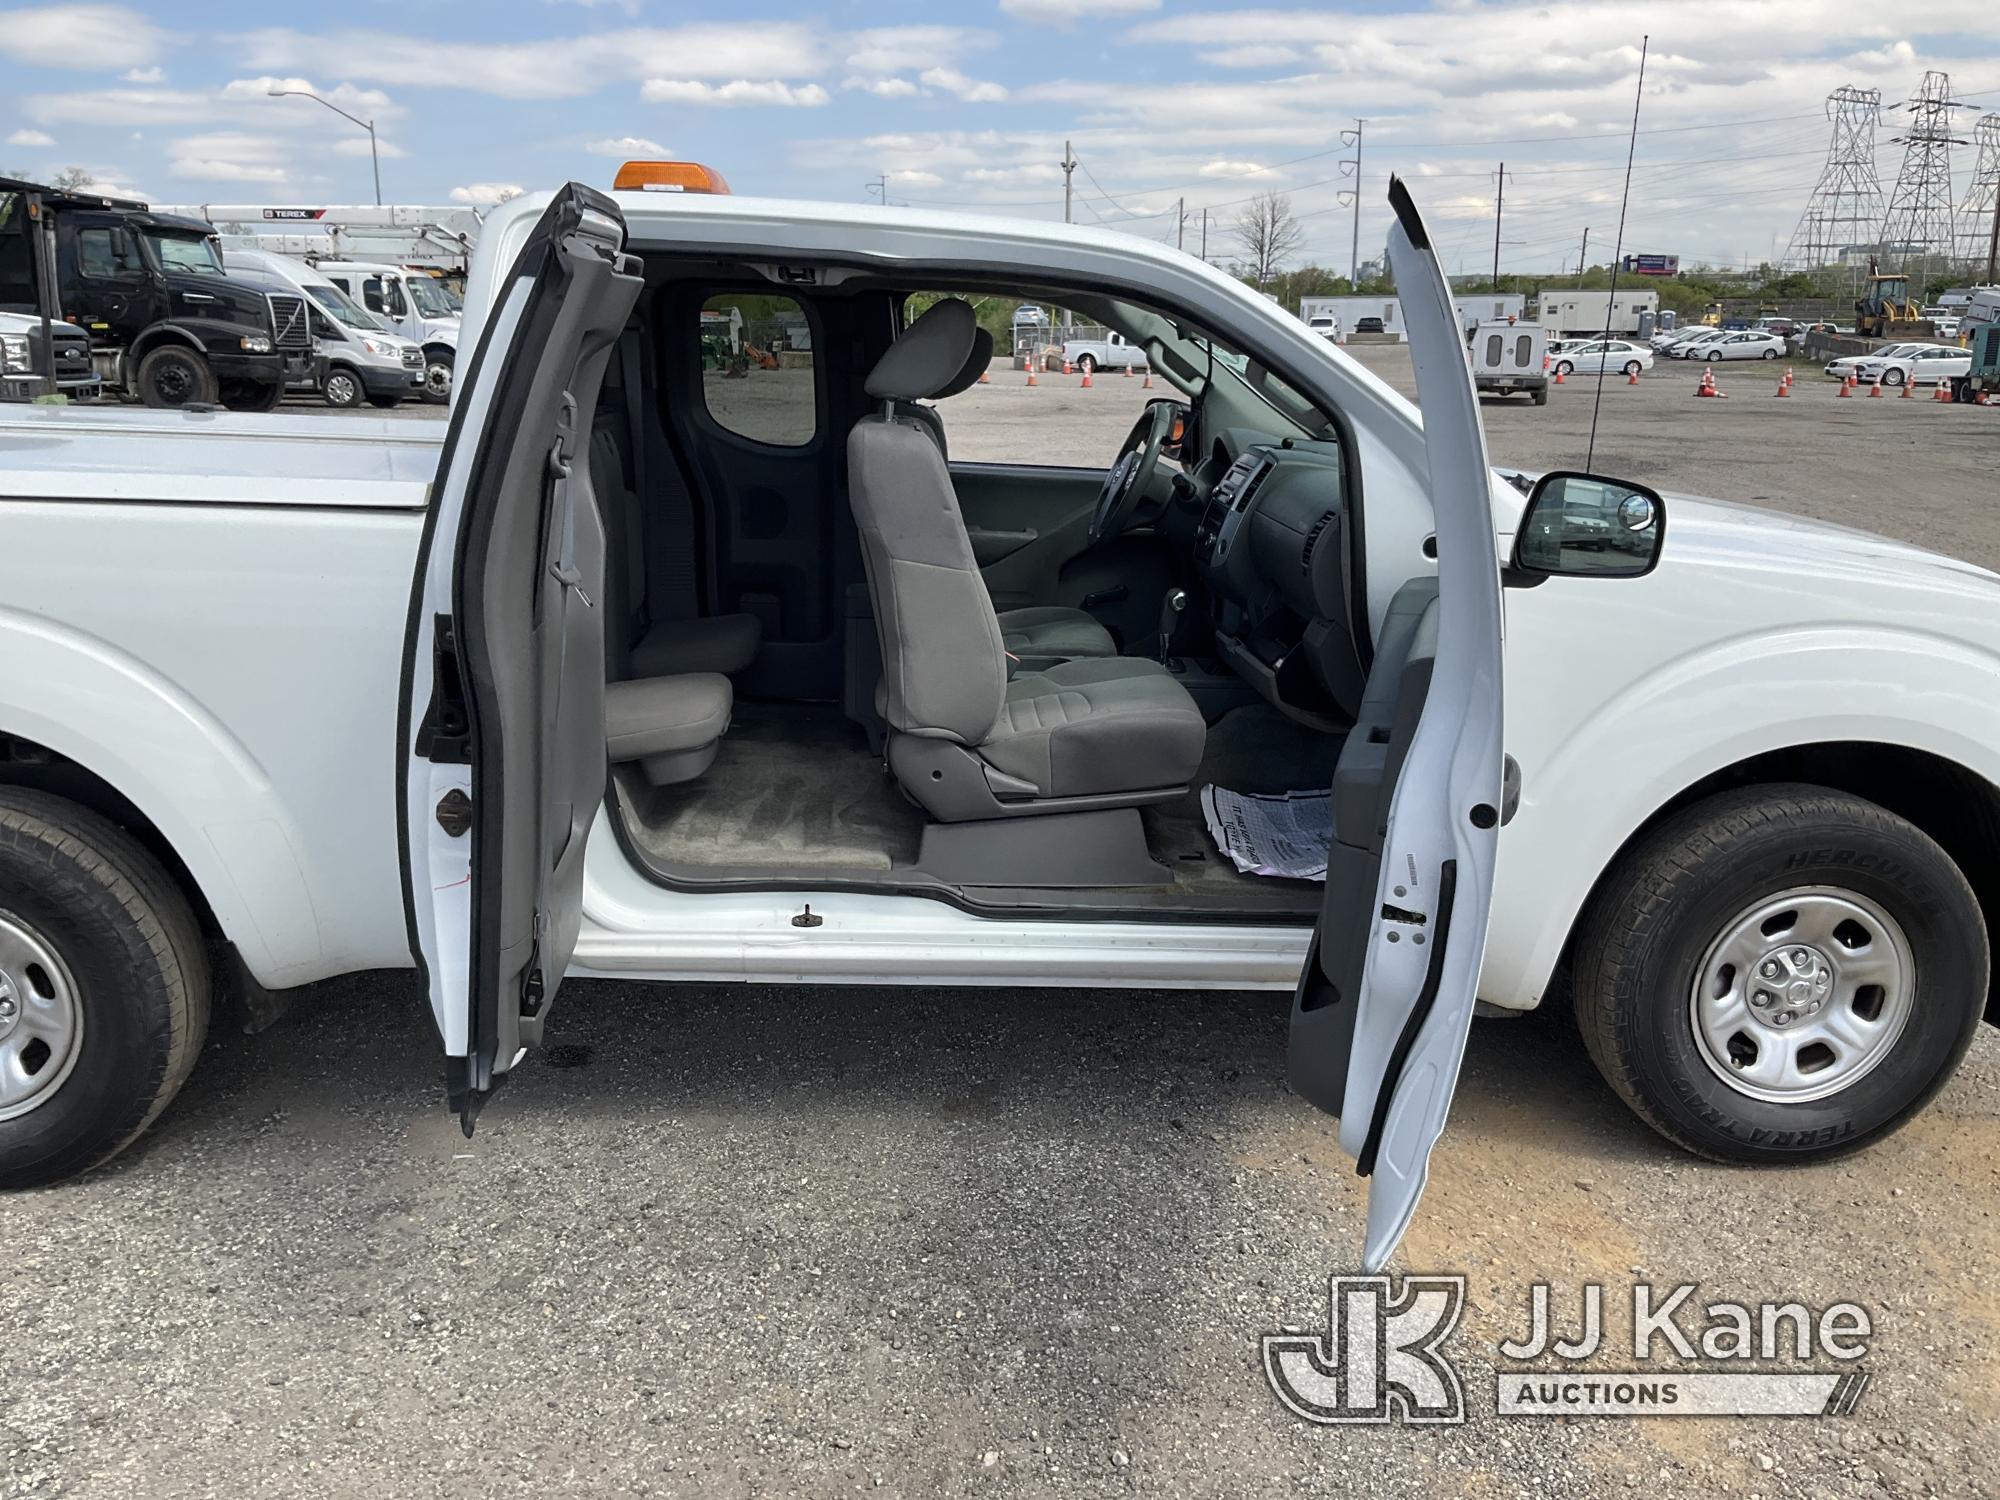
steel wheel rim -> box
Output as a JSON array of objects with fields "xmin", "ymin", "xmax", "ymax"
[
  {"xmin": 425, "ymin": 360, "xmax": 452, "ymax": 398},
  {"xmin": 0, "ymin": 910, "xmax": 84, "ymax": 1122},
  {"xmin": 157, "ymin": 361, "xmax": 192, "ymax": 403},
  {"xmin": 1688, "ymin": 885, "xmax": 1915, "ymax": 1105}
]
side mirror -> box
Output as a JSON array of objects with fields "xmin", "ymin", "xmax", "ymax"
[{"xmin": 1513, "ymin": 471, "xmax": 1664, "ymax": 579}]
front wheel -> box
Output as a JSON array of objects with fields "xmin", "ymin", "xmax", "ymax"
[
  {"xmin": 135, "ymin": 345, "xmax": 216, "ymax": 409},
  {"xmin": 1623, "ymin": 360, "xmax": 1643, "ymax": 377},
  {"xmin": 422, "ymin": 350, "xmax": 454, "ymax": 404},
  {"xmin": 1077, "ymin": 354, "xmax": 1097, "ymax": 374},
  {"xmin": 0, "ymin": 790, "xmax": 211, "ymax": 1188},
  {"xmin": 322, "ymin": 367, "xmax": 364, "ymax": 408},
  {"xmin": 367, "ymin": 393, "xmax": 403, "ymax": 409},
  {"xmin": 1554, "ymin": 360, "xmax": 1574, "ymax": 377},
  {"xmin": 1573, "ymin": 785, "xmax": 1986, "ymax": 1164},
  {"xmin": 1883, "ymin": 367, "xmax": 1906, "ymax": 386}
]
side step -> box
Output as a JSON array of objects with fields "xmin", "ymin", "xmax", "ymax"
[{"xmin": 914, "ymin": 807, "xmax": 1173, "ymax": 888}]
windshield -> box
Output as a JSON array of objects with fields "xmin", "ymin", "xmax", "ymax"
[
  {"xmin": 143, "ymin": 230, "xmax": 225, "ymax": 277},
  {"xmin": 404, "ymin": 276, "xmax": 456, "ymax": 317},
  {"xmin": 1182, "ymin": 327, "xmax": 1331, "ymax": 439},
  {"xmin": 306, "ymin": 282, "xmax": 387, "ymax": 332}
]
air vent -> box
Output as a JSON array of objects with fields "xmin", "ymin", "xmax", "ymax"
[
  {"xmin": 1234, "ymin": 459, "xmax": 1273, "ymax": 512},
  {"xmin": 1301, "ymin": 510, "xmax": 1335, "ymax": 571}
]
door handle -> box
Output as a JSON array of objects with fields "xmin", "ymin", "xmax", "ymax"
[{"xmin": 182, "ymin": 291, "xmax": 216, "ymax": 303}]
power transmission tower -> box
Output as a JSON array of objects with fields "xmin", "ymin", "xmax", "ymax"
[
  {"xmin": 1878, "ymin": 70, "xmax": 1967, "ymax": 284},
  {"xmin": 1955, "ymin": 114, "xmax": 2000, "ymax": 274},
  {"xmin": 1784, "ymin": 85, "xmax": 1884, "ymax": 283}
]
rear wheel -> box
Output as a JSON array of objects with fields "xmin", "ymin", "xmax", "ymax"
[
  {"xmin": 1573, "ymin": 785, "xmax": 1986, "ymax": 1164},
  {"xmin": 135, "ymin": 345, "xmax": 216, "ymax": 409},
  {"xmin": 221, "ymin": 379, "xmax": 283, "ymax": 412},
  {"xmin": 1077, "ymin": 354, "xmax": 1097, "ymax": 375},
  {"xmin": 1762, "ymin": 348, "xmax": 1780, "ymax": 361},
  {"xmin": 422, "ymin": 349, "xmax": 454, "ymax": 404},
  {"xmin": 1555, "ymin": 360, "xmax": 1574, "ymax": 377},
  {"xmin": 0, "ymin": 790, "xmax": 210, "ymax": 1188},
  {"xmin": 367, "ymin": 393, "xmax": 403, "ymax": 409},
  {"xmin": 1623, "ymin": 360, "xmax": 1643, "ymax": 377}
]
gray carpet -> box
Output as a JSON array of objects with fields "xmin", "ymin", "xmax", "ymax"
[
  {"xmin": 617, "ymin": 699, "xmax": 1336, "ymax": 915},
  {"xmin": 618, "ymin": 703, "xmax": 923, "ymax": 873}
]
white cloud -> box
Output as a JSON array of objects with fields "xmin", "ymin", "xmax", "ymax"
[
  {"xmin": 226, "ymin": 77, "xmax": 398, "ymax": 120},
  {"xmin": 844, "ymin": 26, "xmax": 992, "ymax": 76},
  {"xmin": 1209, "ymin": 45, "xmax": 1301, "ymax": 69},
  {"xmin": 844, "ymin": 76, "xmax": 920, "ymax": 98},
  {"xmin": 1198, "ymin": 159, "xmax": 1277, "ymax": 179},
  {"xmin": 888, "ymin": 169, "xmax": 944, "ymax": 188},
  {"xmin": 0, "ymin": 5, "xmax": 167, "ymax": 69},
  {"xmin": 241, "ymin": 24, "xmax": 824, "ymax": 100},
  {"xmin": 167, "ymin": 130, "xmax": 290, "ymax": 183},
  {"xmin": 451, "ymin": 183, "xmax": 524, "ymax": 205},
  {"xmin": 919, "ymin": 67, "xmax": 1008, "ymax": 103},
  {"xmin": 640, "ymin": 79, "xmax": 829, "ymax": 107},
  {"xmin": 332, "ymin": 136, "xmax": 408, "ymax": 159},
  {"xmin": 6, "ymin": 128, "xmax": 57, "ymax": 148},
  {"xmin": 1000, "ymin": 0, "xmax": 1160, "ymax": 22},
  {"xmin": 121, "ymin": 66, "xmax": 165, "ymax": 84},
  {"xmin": 586, "ymin": 135, "xmax": 671, "ymax": 157}
]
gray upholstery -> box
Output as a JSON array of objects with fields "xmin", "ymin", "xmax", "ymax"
[
  {"xmin": 848, "ymin": 300, "xmax": 1205, "ymax": 819},
  {"xmin": 866, "ymin": 298, "xmax": 979, "ymax": 401},
  {"xmin": 590, "ymin": 424, "xmax": 760, "ymax": 678},
  {"xmin": 997, "ymin": 605, "xmax": 1117, "ymax": 660},
  {"xmin": 605, "ymin": 672, "xmax": 733, "ymax": 786},
  {"xmin": 936, "ymin": 327, "xmax": 994, "ymax": 400},
  {"xmin": 979, "ymin": 658, "xmax": 1205, "ymax": 798}
]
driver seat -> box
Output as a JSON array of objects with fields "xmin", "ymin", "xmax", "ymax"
[{"xmin": 849, "ymin": 299, "xmax": 1205, "ymax": 823}]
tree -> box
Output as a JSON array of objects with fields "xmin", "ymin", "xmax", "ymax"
[
  {"xmin": 48, "ymin": 167, "xmax": 95, "ymax": 191},
  {"xmin": 1231, "ymin": 192, "xmax": 1303, "ymax": 289}
]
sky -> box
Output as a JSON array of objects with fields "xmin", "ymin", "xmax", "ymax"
[{"xmin": 4, "ymin": 1, "xmax": 1999, "ymax": 278}]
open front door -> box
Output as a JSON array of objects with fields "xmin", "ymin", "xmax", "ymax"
[
  {"xmin": 1288, "ymin": 179, "xmax": 1506, "ymax": 1270},
  {"xmin": 397, "ymin": 185, "xmax": 643, "ymax": 1133}
]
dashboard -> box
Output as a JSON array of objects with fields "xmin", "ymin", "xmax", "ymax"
[{"xmin": 1168, "ymin": 423, "xmax": 1367, "ymax": 726}]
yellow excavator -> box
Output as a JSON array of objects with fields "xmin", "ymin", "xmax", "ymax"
[{"xmin": 1855, "ymin": 260, "xmax": 1934, "ymax": 340}]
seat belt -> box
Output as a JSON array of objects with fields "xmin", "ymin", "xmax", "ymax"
[{"xmin": 617, "ymin": 329, "xmax": 654, "ymax": 639}]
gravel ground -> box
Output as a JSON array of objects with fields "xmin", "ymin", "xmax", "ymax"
[{"xmin": 6, "ymin": 348, "xmax": 1997, "ymax": 1498}]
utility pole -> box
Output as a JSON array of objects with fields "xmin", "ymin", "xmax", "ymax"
[
  {"xmin": 865, "ymin": 172, "xmax": 888, "ymax": 205},
  {"xmin": 1340, "ymin": 119, "xmax": 1364, "ymax": 284},
  {"xmin": 1200, "ymin": 208, "xmax": 1208, "ymax": 262},
  {"xmin": 1492, "ymin": 162, "xmax": 1509, "ymax": 290},
  {"xmin": 1576, "ymin": 227, "xmax": 1590, "ymax": 287},
  {"xmin": 1061, "ymin": 140, "xmax": 1077, "ymax": 225},
  {"xmin": 1987, "ymin": 189, "xmax": 2000, "ymax": 284},
  {"xmin": 1176, "ymin": 196, "xmax": 1185, "ymax": 251}
]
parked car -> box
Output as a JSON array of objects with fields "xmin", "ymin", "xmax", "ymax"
[
  {"xmin": 1872, "ymin": 345, "xmax": 1971, "ymax": 387},
  {"xmin": 1353, "ymin": 315, "xmax": 1386, "ymax": 333},
  {"xmin": 1305, "ymin": 313, "xmax": 1341, "ymax": 342},
  {"xmin": 1060, "ymin": 328, "xmax": 1146, "ymax": 373},
  {"xmin": 1829, "ymin": 343, "xmax": 1951, "ymax": 384},
  {"xmin": 1683, "ymin": 330, "xmax": 1786, "ymax": 361},
  {"xmin": 1548, "ymin": 338, "xmax": 1652, "ymax": 378},
  {"xmin": 1668, "ymin": 328, "xmax": 1735, "ymax": 359},
  {"xmin": 3, "ymin": 179, "xmax": 1997, "ymax": 1273},
  {"xmin": 314, "ymin": 259, "xmax": 460, "ymax": 402}
]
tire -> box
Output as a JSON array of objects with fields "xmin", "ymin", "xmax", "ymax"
[
  {"xmin": 1555, "ymin": 360, "xmax": 1574, "ymax": 377},
  {"xmin": 135, "ymin": 345, "xmax": 217, "ymax": 409},
  {"xmin": 323, "ymin": 367, "xmax": 364, "ymax": 408},
  {"xmin": 1883, "ymin": 367, "xmax": 1905, "ymax": 387},
  {"xmin": 221, "ymin": 379, "xmax": 283, "ymax": 413},
  {"xmin": 1077, "ymin": 354, "xmax": 1096, "ymax": 375},
  {"xmin": 0, "ymin": 789, "xmax": 211, "ymax": 1188},
  {"xmin": 1623, "ymin": 360, "xmax": 1643, "ymax": 378},
  {"xmin": 1573, "ymin": 785, "xmax": 1986, "ymax": 1164},
  {"xmin": 422, "ymin": 349, "xmax": 454, "ymax": 404},
  {"xmin": 367, "ymin": 393, "xmax": 403, "ymax": 409},
  {"xmin": 1762, "ymin": 348, "xmax": 1780, "ymax": 361},
  {"xmin": 1532, "ymin": 386, "xmax": 1549, "ymax": 406}
]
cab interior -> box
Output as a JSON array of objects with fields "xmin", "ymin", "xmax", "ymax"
[{"xmin": 583, "ymin": 249, "xmax": 1439, "ymax": 921}]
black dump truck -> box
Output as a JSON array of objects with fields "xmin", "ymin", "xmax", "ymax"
[{"xmin": 0, "ymin": 176, "xmax": 305, "ymax": 409}]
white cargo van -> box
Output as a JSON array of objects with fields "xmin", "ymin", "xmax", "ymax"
[
  {"xmin": 221, "ymin": 249, "xmax": 425, "ymax": 407},
  {"xmin": 314, "ymin": 260, "xmax": 459, "ymax": 401}
]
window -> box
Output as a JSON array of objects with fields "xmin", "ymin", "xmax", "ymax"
[
  {"xmin": 142, "ymin": 231, "xmax": 224, "ymax": 277},
  {"xmin": 699, "ymin": 293, "xmax": 818, "ymax": 447},
  {"xmin": 361, "ymin": 276, "xmax": 407, "ymax": 319},
  {"xmin": 1513, "ymin": 334, "xmax": 1533, "ymax": 367},
  {"xmin": 1484, "ymin": 333, "xmax": 1503, "ymax": 365},
  {"xmin": 77, "ymin": 228, "xmax": 133, "ymax": 278}
]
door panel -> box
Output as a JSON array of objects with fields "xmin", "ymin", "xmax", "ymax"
[
  {"xmin": 398, "ymin": 185, "xmax": 642, "ymax": 1132},
  {"xmin": 1286, "ymin": 179, "xmax": 1506, "ymax": 1271},
  {"xmin": 954, "ymin": 462, "xmax": 1170, "ymax": 650}
]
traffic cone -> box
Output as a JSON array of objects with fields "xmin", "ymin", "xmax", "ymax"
[
  {"xmin": 1774, "ymin": 375, "xmax": 1788, "ymax": 396},
  {"xmin": 1627, "ymin": 367, "xmax": 1639, "ymax": 385},
  {"xmin": 1837, "ymin": 374, "xmax": 1852, "ymax": 397},
  {"xmin": 1868, "ymin": 375, "xmax": 1883, "ymax": 398},
  {"xmin": 1785, "ymin": 366, "xmax": 1796, "ymax": 387},
  {"xmin": 1553, "ymin": 366, "xmax": 1566, "ymax": 385},
  {"xmin": 1900, "ymin": 376, "xmax": 1914, "ymax": 398},
  {"xmin": 1141, "ymin": 368, "xmax": 1153, "ymax": 389},
  {"xmin": 1080, "ymin": 367, "xmax": 1093, "ymax": 388},
  {"xmin": 1025, "ymin": 360, "xmax": 1038, "ymax": 387},
  {"xmin": 978, "ymin": 367, "xmax": 990, "ymax": 385},
  {"xmin": 1063, "ymin": 358, "xmax": 1073, "ymax": 375},
  {"xmin": 1695, "ymin": 364, "xmax": 1725, "ymax": 398},
  {"xmin": 1121, "ymin": 362, "xmax": 1131, "ymax": 378}
]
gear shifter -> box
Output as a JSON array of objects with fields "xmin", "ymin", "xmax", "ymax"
[{"xmin": 1157, "ymin": 586, "xmax": 1188, "ymax": 665}]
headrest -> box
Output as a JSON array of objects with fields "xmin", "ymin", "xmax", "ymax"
[
  {"xmin": 932, "ymin": 327, "xmax": 994, "ymax": 401},
  {"xmin": 866, "ymin": 298, "xmax": 978, "ymax": 401}
]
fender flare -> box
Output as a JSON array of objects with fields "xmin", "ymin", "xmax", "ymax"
[
  {"xmin": 0, "ymin": 607, "xmax": 325, "ymax": 986},
  {"xmin": 127, "ymin": 322, "xmax": 207, "ymax": 365},
  {"xmin": 1484, "ymin": 627, "xmax": 2000, "ymax": 1010}
]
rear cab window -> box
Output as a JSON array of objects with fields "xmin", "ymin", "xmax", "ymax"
[{"xmin": 699, "ymin": 292, "xmax": 818, "ymax": 447}]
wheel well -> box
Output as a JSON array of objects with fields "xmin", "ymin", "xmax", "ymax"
[
  {"xmin": 422, "ymin": 342, "xmax": 454, "ymax": 361},
  {"xmin": 0, "ymin": 731, "xmax": 218, "ymax": 941},
  {"xmin": 1572, "ymin": 742, "xmax": 2000, "ymax": 1024},
  {"xmin": 129, "ymin": 326, "xmax": 205, "ymax": 364}
]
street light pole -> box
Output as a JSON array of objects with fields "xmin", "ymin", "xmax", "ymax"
[{"xmin": 268, "ymin": 86, "xmax": 381, "ymax": 205}]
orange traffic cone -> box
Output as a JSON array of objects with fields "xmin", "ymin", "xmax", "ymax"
[
  {"xmin": 1141, "ymin": 369, "xmax": 1153, "ymax": 389},
  {"xmin": 1553, "ymin": 366, "xmax": 1566, "ymax": 385},
  {"xmin": 1080, "ymin": 366, "xmax": 1093, "ymax": 388},
  {"xmin": 1785, "ymin": 366, "xmax": 1796, "ymax": 387},
  {"xmin": 1900, "ymin": 376, "xmax": 1914, "ymax": 398},
  {"xmin": 1837, "ymin": 374, "xmax": 1852, "ymax": 397},
  {"xmin": 1627, "ymin": 367, "xmax": 1639, "ymax": 385},
  {"xmin": 1121, "ymin": 362, "xmax": 1131, "ymax": 378},
  {"xmin": 1695, "ymin": 364, "xmax": 1725, "ymax": 398},
  {"xmin": 1774, "ymin": 375, "xmax": 1788, "ymax": 396},
  {"xmin": 1025, "ymin": 360, "xmax": 1038, "ymax": 387},
  {"xmin": 1063, "ymin": 358, "xmax": 1073, "ymax": 375},
  {"xmin": 1868, "ymin": 375, "xmax": 1883, "ymax": 397}
]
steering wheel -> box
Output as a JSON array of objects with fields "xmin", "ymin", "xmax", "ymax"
[{"xmin": 1089, "ymin": 400, "xmax": 1179, "ymax": 546}]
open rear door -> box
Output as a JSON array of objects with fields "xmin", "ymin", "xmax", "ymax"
[
  {"xmin": 1287, "ymin": 179, "xmax": 1506, "ymax": 1270},
  {"xmin": 397, "ymin": 185, "xmax": 643, "ymax": 1133}
]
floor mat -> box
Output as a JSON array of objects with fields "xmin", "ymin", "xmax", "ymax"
[{"xmin": 618, "ymin": 703, "xmax": 923, "ymax": 873}]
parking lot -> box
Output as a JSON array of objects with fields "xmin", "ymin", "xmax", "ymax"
[{"xmin": 6, "ymin": 347, "xmax": 1999, "ymax": 1499}]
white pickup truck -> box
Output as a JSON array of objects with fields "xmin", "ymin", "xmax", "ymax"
[
  {"xmin": 1061, "ymin": 327, "xmax": 1149, "ymax": 374},
  {"xmin": 3, "ymin": 179, "xmax": 1995, "ymax": 1269}
]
